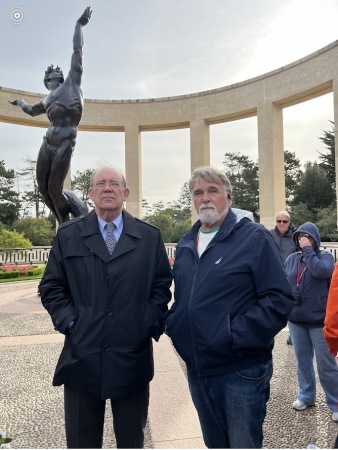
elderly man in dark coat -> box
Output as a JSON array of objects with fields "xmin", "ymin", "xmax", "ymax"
[{"xmin": 39, "ymin": 166, "xmax": 172, "ymax": 449}]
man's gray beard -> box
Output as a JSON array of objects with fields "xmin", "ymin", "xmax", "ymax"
[{"xmin": 199, "ymin": 209, "xmax": 223, "ymax": 226}]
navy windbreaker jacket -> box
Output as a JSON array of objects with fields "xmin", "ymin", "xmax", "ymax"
[
  {"xmin": 285, "ymin": 222, "xmax": 334, "ymax": 328},
  {"xmin": 165, "ymin": 209, "xmax": 294, "ymax": 377}
]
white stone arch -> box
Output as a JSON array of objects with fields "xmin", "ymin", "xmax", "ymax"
[{"xmin": 1, "ymin": 40, "xmax": 338, "ymax": 228}]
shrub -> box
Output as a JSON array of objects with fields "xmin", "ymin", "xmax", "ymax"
[
  {"xmin": 27, "ymin": 266, "xmax": 45, "ymax": 276},
  {"xmin": 0, "ymin": 270, "xmax": 20, "ymax": 279},
  {"xmin": 0, "ymin": 264, "xmax": 45, "ymax": 279},
  {"xmin": 11, "ymin": 217, "xmax": 55, "ymax": 246},
  {"xmin": 0, "ymin": 229, "xmax": 32, "ymax": 248}
]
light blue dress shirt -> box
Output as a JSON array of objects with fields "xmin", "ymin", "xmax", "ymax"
[{"xmin": 97, "ymin": 213, "xmax": 123, "ymax": 242}]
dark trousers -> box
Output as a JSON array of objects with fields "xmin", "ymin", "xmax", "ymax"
[
  {"xmin": 64, "ymin": 383, "xmax": 149, "ymax": 449},
  {"xmin": 334, "ymin": 433, "xmax": 338, "ymax": 449}
]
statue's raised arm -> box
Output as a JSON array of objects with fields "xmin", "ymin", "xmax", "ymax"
[{"xmin": 70, "ymin": 7, "xmax": 92, "ymax": 87}]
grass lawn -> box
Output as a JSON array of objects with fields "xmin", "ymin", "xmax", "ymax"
[{"xmin": 0, "ymin": 275, "xmax": 42, "ymax": 283}]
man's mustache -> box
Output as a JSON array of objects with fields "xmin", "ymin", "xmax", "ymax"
[{"xmin": 200, "ymin": 203, "xmax": 215, "ymax": 212}]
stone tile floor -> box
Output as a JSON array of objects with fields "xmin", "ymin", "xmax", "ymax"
[{"xmin": 0, "ymin": 280, "xmax": 337, "ymax": 448}]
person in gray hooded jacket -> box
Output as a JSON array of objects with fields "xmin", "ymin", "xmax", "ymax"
[
  {"xmin": 285, "ymin": 222, "xmax": 338, "ymax": 422},
  {"xmin": 269, "ymin": 210, "xmax": 297, "ymax": 345}
]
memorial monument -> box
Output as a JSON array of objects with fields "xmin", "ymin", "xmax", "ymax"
[{"xmin": 9, "ymin": 7, "xmax": 92, "ymax": 224}]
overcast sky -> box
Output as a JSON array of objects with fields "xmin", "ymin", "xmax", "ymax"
[{"xmin": 1, "ymin": 0, "xmax": 337, "ymax": 205}]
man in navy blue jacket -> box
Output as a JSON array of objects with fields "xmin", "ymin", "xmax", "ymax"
[{"xmin": 165, "ymin": 166, "xmax": 294, "ymax": 449}]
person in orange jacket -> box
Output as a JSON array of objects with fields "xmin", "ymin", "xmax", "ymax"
[
  {"xmin": 324, "ymin": 263, "xmax": 338, "ymax": 355},
  {"xmin": 324, "ymin": 262, "xmax": 338, "ymax": 449}
]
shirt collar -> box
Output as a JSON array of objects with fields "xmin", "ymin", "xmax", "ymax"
[{"xmin": 97, "ymin": 213, "xmax": 123, "ymax": 234}]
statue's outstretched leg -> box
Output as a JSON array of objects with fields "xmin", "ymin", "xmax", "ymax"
[
  {"xmin": 36, "ymin": 138, "xmax": 60, "ymax": 220},
  {"xmin": 47, "ymin": 139, "xmax": 73, "ymax": 223},
  {"xmin": 48, "ymin": 139, "xmax": 89, "ymax": 223}
]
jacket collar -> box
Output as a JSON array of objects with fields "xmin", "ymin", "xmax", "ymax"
[
  {"xmin": 183, "ymin": 209, "xmax": 239, "ymax": 245},
  {"xmin": 274, "ymin": 226, "xmax": 293, "ymax": 238},
  {"xmin": 80, "ymin": 210, "xmax": 141, "ymax": 262}
]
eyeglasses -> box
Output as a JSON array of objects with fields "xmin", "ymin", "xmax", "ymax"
[
  {"xmin": 276, "ymin": 220, "xmax": 289, "ymax": 224},
  {"xmin": 298, "ymin": 234, "xmax": 310, "ymax": 240},
  {"xmin": 93, "ymin": 180, "xmax": 123, "ymax": 189}
]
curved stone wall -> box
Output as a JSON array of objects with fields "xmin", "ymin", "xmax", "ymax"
[{"xmin": 1, "ymin": 40, "xmax": 337, "ymax": 227}]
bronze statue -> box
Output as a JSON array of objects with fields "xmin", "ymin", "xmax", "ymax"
[{"xmin": 10, "ymin": 7, "xmax": 92, "ymax": 223}]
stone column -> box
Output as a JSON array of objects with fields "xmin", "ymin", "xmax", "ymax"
[
  {"xmin": 64, "ymin": 168, "xmax": 71, "ymax": 190},
  {"xmin": 257, "ymin": 103, "xmax": 285, "ymax": 229},
  {"xmin": 190, "ymin": 119, "xmax": 211, "ymax": 222},
  {"xmin": 125, "ymin": 125, "xmax": 142, "ymax": 218},
  {"xmin": 190, "ymin": 119, "xmax": 210, "ymax": 171}
]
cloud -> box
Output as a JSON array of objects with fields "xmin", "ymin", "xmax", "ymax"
[{"xmin": 1, "ymin": 0, "xmax": 337, "ymax": 209}]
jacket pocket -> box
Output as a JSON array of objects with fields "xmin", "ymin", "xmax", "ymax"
[{"xmin": 195, "ymin": 310, "xmax": 233, "ymax": 357}]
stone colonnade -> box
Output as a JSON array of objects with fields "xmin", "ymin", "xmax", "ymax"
[{"xmin": 1, "ymin": 40, "xmax": 338, "ymax": 229}]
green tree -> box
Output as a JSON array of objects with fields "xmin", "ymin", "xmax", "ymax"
[
  {"xmin": 0, "ymin": 229, "xmax": 32, "ymax": 248},
  {"xmin": 72, "ymin": 168, "xmax": 94, "ymax": 210},
  {"xmin": 152, "ymin": 201, "xmax": 166, "ymax": 212},
  {"xmin": 285, "ymin": 150, "xmax": 302, "ymax": 204},
  {"xmin": 11, "ymin": 217, "xmax": 55, "ymax": 246},
  {"xmin": 288, "ymin": 203, "xmax": 315, "ymax": 229},
  {"xmin": 16, "ymin": 156, "xmax": 45, "ymax": 218},
  {"xmin": 72, "ymin": 169, "xmax": 94, "ymax": 200},
  {"xmin": 173, "ymin": 181, "xmax": 191, "ymax": 220},
  {"xmin": 144, "ymin": 204, "xmax": 191, "ymax": 243},
  {"xmin": 0, "ymin": 160, "xmax": 21, "ymax": 226},
  {"xmin": 170, "ymin": 219, "xmax": 191, "ymax": 243},
  {"xmin": 317, "ymin": 120, "xmax": 335, "ymax": 188},
  {"xmin": 142, "ymin": 198, "xmax": 153, "ymax": 216},
  {"xmin": 144, "ymin": 209, "xmax": 174, "ymax": 242},
  {"xmin": 315, "ymin": 205, "xmax": 338, "ymax": 242},
  {"xmin": 222, "ymin": 152, "xmax": 259, "ymax": 220},
  {"xmin": 292, "ymin": 162, "xmax": 335, "ymax": 212}
]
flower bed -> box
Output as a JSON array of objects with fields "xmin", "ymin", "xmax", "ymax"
[
  {"xmin": 0, "ymin": 264, "xmax": 45, "ymax": 279},
  {"xmin": 168, "ymin": 257, "xmax": 175, "ymax": 273}
]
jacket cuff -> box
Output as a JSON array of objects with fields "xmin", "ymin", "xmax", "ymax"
[{"xmin": 53, "ymin": 306, "xmax": 76, "ymax": 334}]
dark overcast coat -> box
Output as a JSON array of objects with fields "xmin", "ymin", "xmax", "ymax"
[{"xmin": 39, "ymin": 210, "xmax": 172, "ymax": 399}]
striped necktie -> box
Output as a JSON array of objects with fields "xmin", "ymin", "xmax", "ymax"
[{"xmin": 105, "ymin": 223, "xmax": 117, "ymax": 254}]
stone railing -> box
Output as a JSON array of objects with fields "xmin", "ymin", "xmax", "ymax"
[
  {"xmin": 0, "ymin": 247, "xmax": 51, "ymax": 265},
  {"xmin": 1, "ymin": 242, "xmax": 337, "ymax": 265},
  {"xmin": 0, "ymin": 244, "xmax": 177, "ymax": 265},
  {"xmin": 320, "ymin": 243, "xmax": 338, "ymax": 262}
]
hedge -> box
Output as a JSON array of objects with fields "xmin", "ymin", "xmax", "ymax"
[
  {"xmin": 0, "ymin": 271, "xmax": 20, "ymax": 279},
  {"xmin": 27, "ymin": 266, "xmax": 45, "ymax": 276}
]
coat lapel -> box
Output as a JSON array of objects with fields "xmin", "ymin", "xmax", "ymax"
[
  {"xmin": 108, "ymin": 211, "xmax": 141, "ymax": 260},
  {"xmin": 80, "ymin": 210, "xmax": 141, "ymax": 263}
]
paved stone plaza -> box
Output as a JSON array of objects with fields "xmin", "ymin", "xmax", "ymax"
[{"xmin": 0, "ymin": 280, "xmax": 337, "ymax": 448}]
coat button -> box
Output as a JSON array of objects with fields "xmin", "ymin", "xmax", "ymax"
[
  {"xmin": 55, "ymin": 318, "xmax": 61, "ymax": 325},
  {"xmin": 107, "ymin": 310, "xmax": 112, "ymax": 316},
  {"xmin": 103, "ymin": 344, "xmax": 109, "ymax": 351}
]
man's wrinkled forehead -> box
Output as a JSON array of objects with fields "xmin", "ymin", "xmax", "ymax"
[
  {"xmin": 194, "ymin": 176, "xmax": 222, "ymax": 188},
  {"xmin": 192, "ymin": 178, "xmax": 225, "ymax": 197}
]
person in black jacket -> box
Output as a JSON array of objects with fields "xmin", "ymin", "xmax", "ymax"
[{"xmin": 39, "ymin": 166, "xmax": 172, "ymax": 448}]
